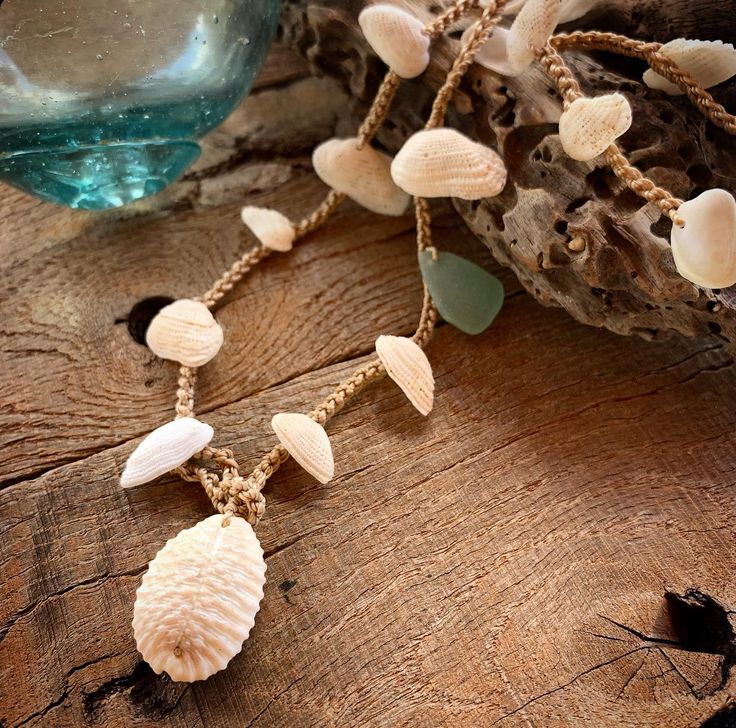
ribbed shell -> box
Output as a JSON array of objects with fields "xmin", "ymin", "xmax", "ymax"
[
  {"xmin": 359, "ymin": 5, "xmax": 430, "ymax": 79},
  {"xmin": 507, "ymin": 0, "xmax": 562, "ymax": 75},
  {"xmin": 643, "ymin": 39, "xmax": 736, "ymax": 96},
  {"xmin": 312, "ymin": 138, "xmax": 410, "ymax": 217},
  {"xmin": 241, "ymin": 206, "xmax": 295, "ymax": 252},
  {"xmin": 146, "ymin": 299, "xmax": 224, "ymax": 368},
  {"xmin": 671, "ymin": 189, "xmax": 736, "ymax": 289},
  {"xmin": 272, "ymin": 413, "xmax": 334, "ymax": 484},
  {"xmin": 558, "ymin": 93, "xmax": 632, "ymax": 161},
  {"xmin": 133, "ymin": 514, "xmax": 266, "ymax": 682},
  {"xmin": 376, "ymin": 335, "xmax": 434, "ymax": 416},
  {"xmin": 121, "ymin": 417, "xmax": 214, "ymax": 489},
  {"xmin": 391, "ymin": 128, "xmax": 507, "ymax": 200}
]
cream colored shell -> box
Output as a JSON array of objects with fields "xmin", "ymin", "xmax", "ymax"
[
  {"xmin": 488, "ymin": 0, "xmax": 596, "ymax": 23},
  {"xmin": 376, "ymin": 335, "xmax": 434, "ymax": 416},
  {"xmin": 466, "ymin": 26, "xmax": 515, "ymax": 77},
  {"xmin": 133, "ymin": 514, "xmax": 266, "ymax": 682},
  {"xmin": 558, "ymin": 93, "xmax": 632, "ymax": 161},
  {"xmin": 121, "ymin": 417, "xmax": 214, "ymax": 488},
  {"xmin": 359, "ymin": 5, "xmax": 430, "ymax": 79},
  {"xmin": 241, "ymin": 206, "xmax": 295, "ymax": 252},
  {"xmin": 146, "ymin": 299, "xmax": 224, "ymax": 368},
  {"xmin": 272, "ymin": 413, "xmax": 335, "ymax": 484},
  {"xmin": 312, "ymin": 138, "xmax": 410, "ymax": 217},
  {"xmin": 391, "ymin": 128, "xmax": 507, "ymax": 200},
  {"xmin": 507, "ymin": 0, "xmax": 562, "ymax": 75},
  {"xmin": 671, "ymin": 189, "xmax": 736, "ymax": 289},
  {"xmin": 643, "ymin": 39, "xmax": 736, "ymax": 96}
]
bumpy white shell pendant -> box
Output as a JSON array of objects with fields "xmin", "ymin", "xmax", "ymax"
[
  {"xmin": 272, "ymin": 413, "xmax": 335, "ymax": 484},
  {"xmin": 507, "ymin": 0, "xmax": 562, "ymax": 75},
  {"xmin": 671, "ymin": 189, "xmax": 736, "ymax": 289},
  {"xmin": 558, "ymin": 93, "xmax": 632, "ymax": 161},
  {"xmin": 644, "ymin": 39, "xmax": 736, "ymax": 96},
  {"xmin": 376, "ymin": 335, "xmax": 434, "ymax": 416},
  {"xmin": 133, "ymin": 514, "xmax": 267, "ymax": 682},
  {"xmin": 391, "ymin": 128, "xmax": 507, "ymax": 200},
  {"xmin": 241, "ymin": 206, "xmax": 295, "ymax": 253},
  {"xmin": 146, "ymin": 299, "xmax": 224, "ymax": 368},
  {"xmin": 312, "ymin": 138, "xmax": 410, "ymax": 217},
  {"xmin": 358, "ymin": 5, "xmax": 430, "ymax": 79},
  {"xmin": 121, "ymin": 417, "xmax": 214, "ymax": 488}
]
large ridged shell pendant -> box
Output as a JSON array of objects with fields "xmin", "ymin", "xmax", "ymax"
[
  {"xmin": 507, "ymin": 0, "xmax": 562, "ymax": 75},
  {"xmin": 133, "ymin": 514, "xmax": 267, "ymax": 682}
]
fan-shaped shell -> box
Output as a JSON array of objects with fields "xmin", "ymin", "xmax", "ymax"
[
  {"xmin": 643, "ymin": 39, "xmax": 736, "ymax": 96},
  {"xmin": 133, "ymin": 514, "xmax": 266, "ymax": 682},
  {"xmin": 146, "ymin": 299, "xmax": 224, "ymax": 368},
  {"xmin": 558, "ymin": 93, "xmax": 632, "ymax": 161},
  {"xmin": 121, "ymin": 417, "xmax": 214, "ymax": 488},
  {"xmin": 507, "ymin": 0, "xmax": 562, "ymax": 75},
  {"xmin": 272, "ymin": 413, "xmax": 334, "ymax": 484},
  {"xmin": 391, "ymin": 128, "xmax": 507, "ymax": 200},
  {"xmin": 241, "ymin": 206, "xmax": 295, "ymax": 252},
  {"xmin": 359, "ymin": 5, "xmax": 430, "ymax": 79},
  {"xmin": 313, "ymin": 138, "xmax": 410, "ymax": 217},
  {"xmin": 671, "ymin": 189, "xmax": 736, "ymax": 289},
  {"xmin": 376, "ymin": 335, "xmax": 434, "ymax": 416}
]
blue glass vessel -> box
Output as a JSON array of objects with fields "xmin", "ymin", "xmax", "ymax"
[{"xmin": 0, "ymin": 0, "xmax": 280, "ymax": 210}]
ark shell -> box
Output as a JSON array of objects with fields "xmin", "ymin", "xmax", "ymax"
[
  {"xmin": 271, "ymin": 413, "xmax": 335, "ymax": 484},
  {"xmin": 133, "ymin": 514, "xmax": 266, "ymax": 682},
  {"xmin": 359, "ymin": 5, "xmax": 430, "ymax": 79},
  {"xmin": 146, "ymin": 299, "xmax": 224, "ymax": 368},
  {"xmin": 120, "ymin": 417, "xmax": 214, "ymax": 488},
  {"xmin": 312, "ymin": 138, "xmax": 410, "ymax": 217},
  {"xmin": 671, "ymin": 189, "xmax": 736, "ymax": 289},
  {"xmin": 507, "ymin": 0, "xmax": 562, "ymax": 75},
  {"xmin": 391, "ymin": 128, "xmax": 507, "ymax": 200},
  {"xmin": 241, "ymin": 206, "xmax": 295, "ymax": 252},
  {"xmin": 376, "ymin": 335, "xmax": 434, "ymax": 416}
]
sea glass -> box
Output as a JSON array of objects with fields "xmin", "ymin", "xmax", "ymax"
[{"xmin": 0, "ymin": 0, "xmax": 280, "ymax": 210}]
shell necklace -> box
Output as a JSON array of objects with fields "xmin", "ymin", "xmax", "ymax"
[{"xmin": 122, "ymin": 0, "xmax": 736, "ymax": 682}]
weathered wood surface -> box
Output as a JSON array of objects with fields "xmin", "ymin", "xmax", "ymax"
[{"xmin": 1, "ymin": 41, "xmax": 735, "ymax": 728}]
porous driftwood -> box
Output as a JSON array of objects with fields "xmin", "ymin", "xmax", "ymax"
[{"xmin": 279, "ymin": 0, "xmax": 736, "ymax": 350}]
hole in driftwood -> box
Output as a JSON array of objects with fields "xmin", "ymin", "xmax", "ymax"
[
  {"xmin": 700, "ymin": 703, "xmax": 736, "ymax": 727},
  {"xmin": 121, "ymin": 296, "xmax": 175, "ymax": 346}
]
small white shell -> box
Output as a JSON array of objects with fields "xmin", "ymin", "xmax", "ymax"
[
  {"xmin": 133, "ymin": 514, "xmax": 266, "ymax": 682},
  {"xmin": 121, "ymin": 417, "xmax": 214, "ymax": 489},
  {"xmin": 146, "ymin": 299, "xmax": 224, "ymax": 368},
  {"xmin": 391, "ymin": 128, "xmax": 507, "ymax": 200},
  {"xmin": 312, "ymin": 138, "xmax": 410, "ymax": 217},
  {"xmin": 241, "ymin": 206, "xmax": 295, "ymax": 252},
  {"xmin": 671, "ymin": 189, "xmax": 736, "ymax": 289},
  {"xmin": 558, "ymin": 93, "xmax": 632, "ymax": 161},
  {"xmin": 644, "ymin": 39, "xmax": 736, "ymax": 96},
  {"xmin": 359, "ymin": 5, "xmax": 430, "ymax": 79},
  {"xmin": 376, "ymin": 335, "xmax": 434, "ymax": 416},
  {"xmin": 466, "ymin": 26, "xmax": 516, "ymax": 77},
  {"xmin": 507, "ymin": 0, "xmax": 562, "ymax": 75},
  {"xmin": 271, "ymin": 413, "xmax": 334, "ymax": 484}
]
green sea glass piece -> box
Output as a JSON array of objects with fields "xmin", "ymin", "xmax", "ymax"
[{"xmin": 418, "ymin": 250, "xmax": 504, "ymax": 335}]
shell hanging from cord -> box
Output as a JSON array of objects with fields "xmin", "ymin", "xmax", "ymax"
[
  {"xmin": 506, "ymin": 0, "xmax": 562, "ymax": 75},
  {"xmin": 558, "ymin": 93, "xmax": 633, "ymax": 161},
  {"xmin": 241, "ymin": 206, "xmax": 295, "ymax": 252},
  {"xmin": 358, "ymin": 4, "xmax": 430, "ymax": 79},
  {"xmin": 466, "ymin": 26, "xmax": 516, "ymax": 76},
  {"xmin": 271, "ymin": 412, "xmax": 335, "ymax": 484},
  {"xmin": 376, "ymin": 335, "xmax": 434, "ymax": 416},
  {"xmin": 643, "ymin": 39, "xmax": 736, "ymax": 96},
  {"xmin": 391, "ymin": 128, "xmax": 507, "ymax": 200},
  {"xmin": 312, "ymin": 138, "xmax": 410, "ymax": 217},
  {"xmin": 670, "ymin": 189, "xmax": 736, "ymax": 290},
  {"xmin": 120, "ymin": 417, "xmax": 214, "ymax": 488},
  {"xmin": 133, "ymin": 514, "xmax": 267, "ymax": 682}
]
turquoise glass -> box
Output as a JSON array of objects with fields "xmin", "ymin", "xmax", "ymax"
[{"xmin": 0, "ymin": 0, "xmax": 280, "ymax": 210}]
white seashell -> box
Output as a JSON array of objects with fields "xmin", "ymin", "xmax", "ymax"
[
  {"xmin": 671, "ymin": 189, "xmax": 736, "ymax": 289},
  {"xmin": 507, "ymin": 0, "xmax": 562, "ymax": 75},
  {"xmin": 121, "ymin": 417, "xmax": 214, "ymax": 489},
  {"xmin": 557, "ymin": 0, "xmax": 599, "ymax": 22},
  {"xmin": 359, "ymin": 5, "xmax": 430, "ymax": 79},
  {"xmin": 643, "ymin": 39, "xmax": 736, "ymax": 96},
  {"xmin": 312, "ymin": 138, "xmax": 410, "ymax": 217},
  {"xmin": 146, "ymin": 299, "xmax": 224, "ymax": 368},
  {"xmin": 133, "ymin": 514, "xmax": 266, "ymax": 682},
  {"xmin": 466, "ymin": 26, "xmax": 516, "ymax": 77},
  {"xmin": 376, "ymin": 335, "xmax": 434, "ymax": 416},
  {"xmin": 271, "ymin": 413, "xmax": 334, "ymax": 484},
  {"xmin": 391, "ymin": 128, "xmax": 507, "ymax": 200},
  {"xmin": 241, "ymin": 206, "xmax": 295, "ymax": 253},
  {"xmin": 558, "ymin": 93, "xmax": 632, "ymax": 161}
]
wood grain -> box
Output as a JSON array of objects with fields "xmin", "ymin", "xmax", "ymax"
[{"xmin": 1, "ymin": 42, "xmax": 735, "ymax": 728}]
